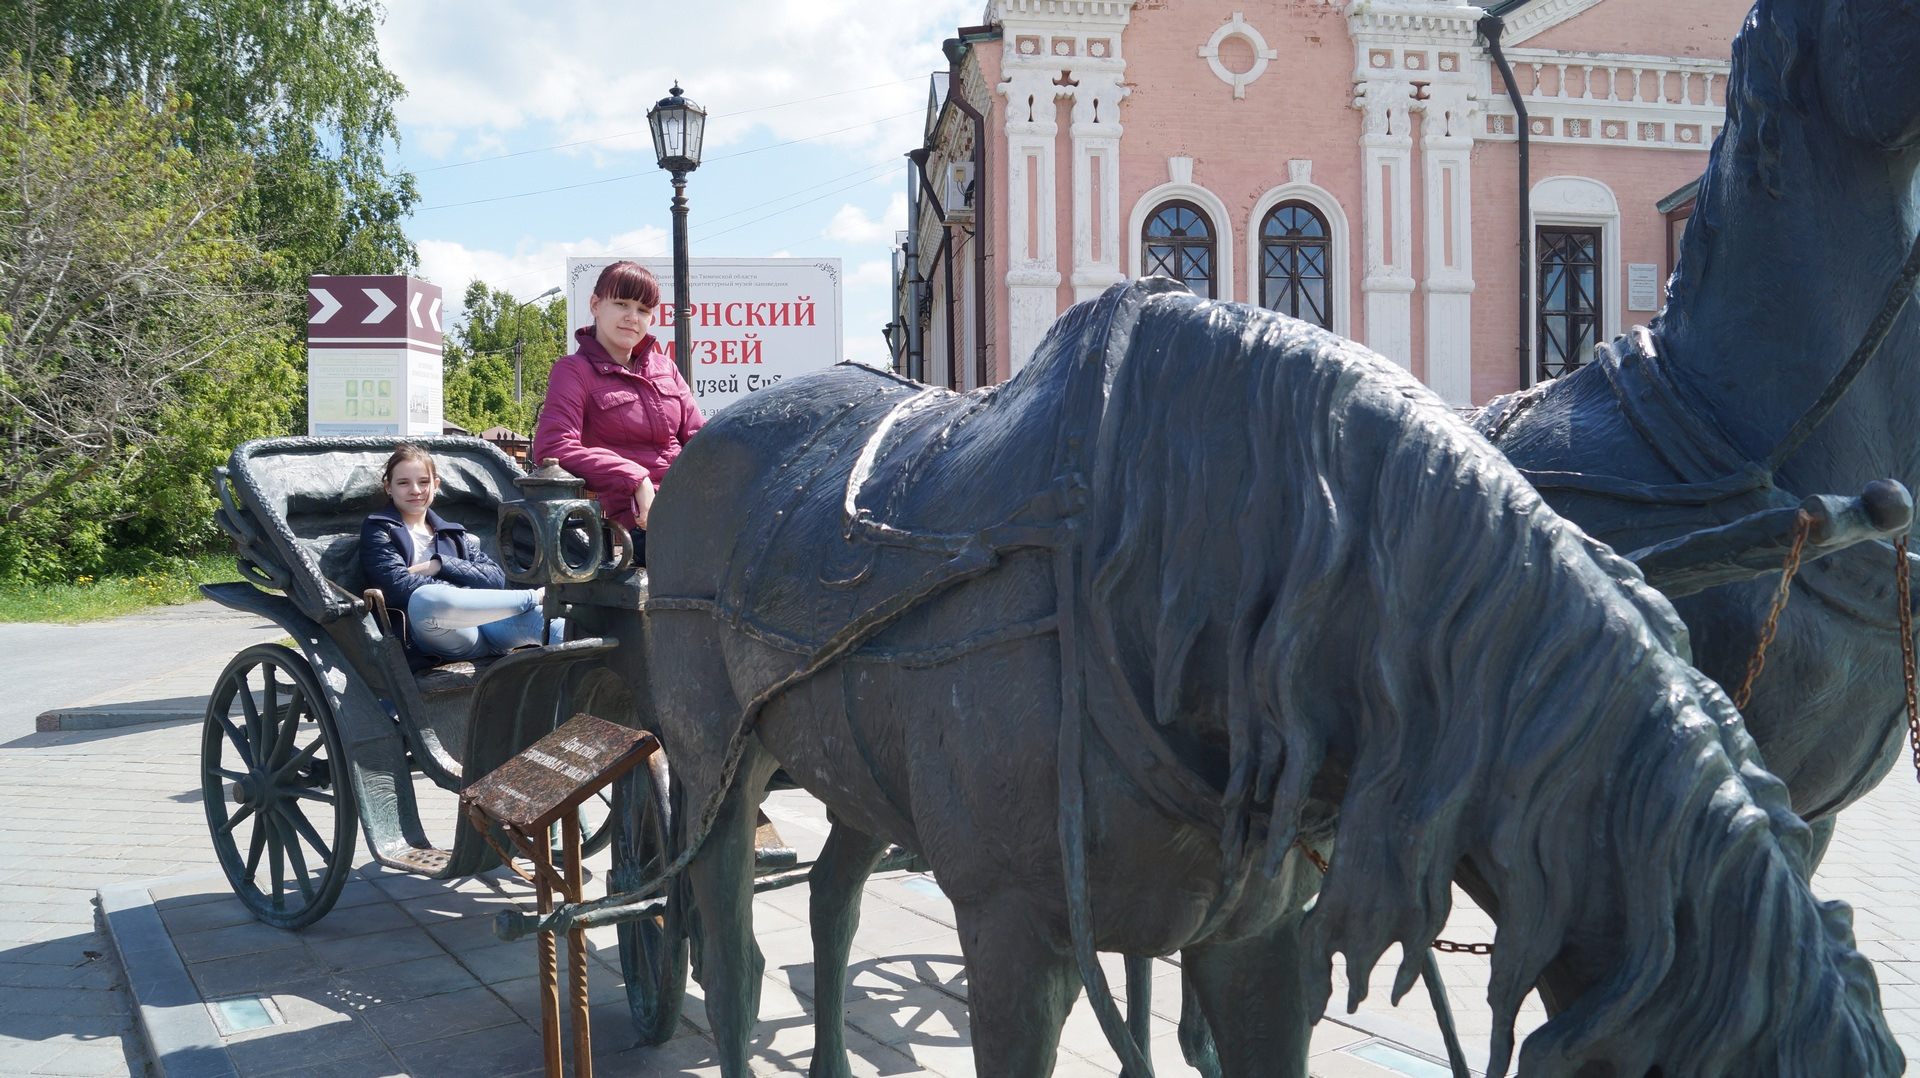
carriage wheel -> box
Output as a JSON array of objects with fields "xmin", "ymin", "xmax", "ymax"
[
  {"xmin": 612, "ymin": 748, "xmax": 688, "ymax": 1045},
  {"xmin": 201, "ymin": 643, "xmax": 358, "ymax": 930},
  {"xmin": 577, "ymin": 787, "xmax": 616, "ymax": 857}
]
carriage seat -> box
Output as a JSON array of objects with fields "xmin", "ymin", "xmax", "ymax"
[{"xmin": 414, "ymin": 657, "xmax": 499, "ymax": 695}]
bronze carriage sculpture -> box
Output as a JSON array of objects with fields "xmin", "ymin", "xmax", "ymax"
[
  {"xmin": 198, "ymin": 435, "xmax": 704, "ymax": 1040},
  {"xmin": 198, "ymin": 434, "xmax": 914, "ymax": 1046}
]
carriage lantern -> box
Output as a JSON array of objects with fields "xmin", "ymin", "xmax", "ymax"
[{"xmin": 498, "ymin": 458, "xmax": 630, "ymax": 585}]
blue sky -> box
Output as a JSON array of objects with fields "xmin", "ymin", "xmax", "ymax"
[{"xmin": 378, "ymin": 0, "xmax": 982, "ymax": 366}]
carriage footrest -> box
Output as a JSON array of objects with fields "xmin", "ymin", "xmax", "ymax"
[{"xmin": 379, "ymin": 846, "xmax": 454, "ymax": 875}]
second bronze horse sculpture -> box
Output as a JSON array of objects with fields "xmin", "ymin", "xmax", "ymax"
[{"xmin": 643, "ymin": 280, "xmax": 1898, "ymax": 1077}]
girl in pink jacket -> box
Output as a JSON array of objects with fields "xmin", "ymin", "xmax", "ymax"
[{"xmin": 532, "ymin": 262, "xmax": 703, "ymax": 558}]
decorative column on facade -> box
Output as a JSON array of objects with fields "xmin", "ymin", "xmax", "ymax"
[
  {"xmin": 999, "ymin": 66, "xmax": 1065, "ymax": 372},
  {"xmin": 995, "ymin": 0, "xmax": 1134, "ymax": 371},
  {"xmin": 1349, "ymin": 0, "xmax": 1484, "ymax": 387},
  {"xmin": 1418, "ymin": 78, "xmax": 1478, "ymax": 405},
  {"xmin": 1353, "ymin": 77, "xmax": 1415, "ymax": 370},
  {"xmin": 1069, "ymin": 63, "xmax": 1129, "ymax": 303}
]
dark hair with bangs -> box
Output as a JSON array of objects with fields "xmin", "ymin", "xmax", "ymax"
[
  {"xmin": 594, "ymin": 261, "xmax": 661, "ymax": 308},
  {"xmin": 381, "ymin": 443, "xmax": 438, "ymax": 485}
]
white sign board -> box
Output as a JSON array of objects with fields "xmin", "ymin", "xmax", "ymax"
[
  {"xmin": 1627, "ymin": 263, "xmax": 1662, "ymax": 312},
  {"xmin": 566, "ymin": 257, "xmax": 842, "ymax": 416},
  {"xmin": 307, "ymin": 275, "xmax": 444, "ymax": 436}
]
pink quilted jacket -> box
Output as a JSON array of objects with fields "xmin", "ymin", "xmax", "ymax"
[{"xmin": 532, "ymin": 327, "xmax": 704, "ymax": 530}]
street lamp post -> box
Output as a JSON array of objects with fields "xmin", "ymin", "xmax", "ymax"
[
  {"xmin": 647, "ymin": 84, "xmax": 707, "ymax": 384},
  {"xmin": 511, "ymin": 285, "xmax": 562, "ymax": 402}
]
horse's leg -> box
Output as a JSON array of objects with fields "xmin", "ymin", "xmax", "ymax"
[
  {"xmin": 682, "ymin": 746, "xmax": 779, "ymax": 1078},
  {"xmin": 806, "ymin": 817, "xmax": 887, "ymax": 1078},
  {"xmin": 1123, "ymin": 953, "xmax": 1154, "ymax": 1078},
  {"xmin": 651, "ymin": 612, "xmax": 777, "ymax": 1078},
  {"xmin": 952, "ymin": 891, "xmax": 1080, "ymax": 1077},
  {"xmin": 1182, "ymin": 919, "xmax": 1315, "ymax": 1078},
  {"xmin": 1178, "ymin": 964, "xmax": 1224, "ymax": 1078}
]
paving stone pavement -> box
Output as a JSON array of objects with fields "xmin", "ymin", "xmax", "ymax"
[{"xmin": 2, "ymin": 601, "xmax": 1919, "ymax": 1076}]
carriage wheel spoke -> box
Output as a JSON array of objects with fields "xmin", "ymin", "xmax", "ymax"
[
  {"xmin": 216, "ymin": 711, "xmax": 255, "ymax": 768},
  {"xmin": 280, "ymin": 801, "xmax": 333, "ymax": 866},
  {"xmin": 270, "ymin": 688, "xmax": 306, "ymax": 769},
  {"xmin": 272, "ymin": 809, "xmax": 316, "ymax": 904},
  {"xmin": 214, "ymin": 768, "xmax": 247, "ymax": 784},
  {"xmin": 236, "ymin": 667, "xmax": 265, "ymax": 755},
  {"xmin": 267, "ymin": 817, "xmax": 286, "ymax": 904},
  {"xmin": 272, "ymin": 737, "xmax": 325, "ymax": 784},
  {"xmin": 216, "ymin": 801, "xmax": 258, "ymax": 837},
  {"xmin": 243, "ymin": 814, "xmax": 268, "ymax": 877},
  {"xmin": 261, "ymin": 667, "xmax": 283, "ymax": 761}
]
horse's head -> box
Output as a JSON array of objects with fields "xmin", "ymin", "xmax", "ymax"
[
  {"xmin": 1506, "ymin": 668, "xmax": 1905, "ymax": 1076},
  {"xmin": 1818, "ymin": 0, "xmax": 1920, "ymax": 149}
]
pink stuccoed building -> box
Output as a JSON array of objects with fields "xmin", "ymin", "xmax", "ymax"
[{"xmin": 885, "ymin": 0, "xmax": 1748, "ymax": 406}]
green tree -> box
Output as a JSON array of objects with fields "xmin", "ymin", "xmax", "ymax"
[
  {"xmin": 442, "ymin": 281, "xmax": 567, "ymax": 436},
  {"xmin": 0, "ymin": 60, "xmax": 293, "ymax": 580},
  {"xmin": 3, "ymin": 0, "xmax": 418, "ymax": 284}
]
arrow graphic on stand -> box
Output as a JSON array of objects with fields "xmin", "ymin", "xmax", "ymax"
[
  {"xmin": 428, "ymin": 297, "xmax": 443, "ymax": 332},
  {"xmin": 409, "ymin": 292, "xmax": 424, "ymax": 327},
  {"xmin": 361, "ymin": 287, "xmax": 397, "ymax": 323},
  {"xmin": 308, "ymin": 288, "xmax": 343, "ymax": 323}
]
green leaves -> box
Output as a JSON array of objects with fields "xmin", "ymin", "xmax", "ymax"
[
  {"xmin": 0, "ymin": 59, "xmax": 290, "ymax": 580},
  {"xmin": 0, "ymin": 0, "xmax": 421, "ymax": 581},
  {"xmin": 4, "ymin": 0, "xmax": 419, "ymax": 281},
  {"xmin": 441, "ymin": 282, "xmax": 567, "ymax": 437}
]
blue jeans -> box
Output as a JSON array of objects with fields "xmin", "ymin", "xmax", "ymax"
[{"xmin": 408, "ymin": 584, "xmax": 543, "ymax": 660}]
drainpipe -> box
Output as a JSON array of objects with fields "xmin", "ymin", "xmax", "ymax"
[
  {"xmin": 904, "ymin": 149, "xmax": 927, "ymax": 382},
  {"xmin": 945, "ymin": 44, "xmax": 991, "ymax": 388},
  {"xmin": 942, "ymin": 227, "xmax": 959, "ymax": 389},
  {"xmin": 1481, "ymin": 13, "xmax": 1532, "ymax": 388}
]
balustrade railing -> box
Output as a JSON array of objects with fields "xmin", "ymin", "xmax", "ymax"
[{"xmin": 1482, "ymin": 49, "xmax": 1730, "ymax": 149}]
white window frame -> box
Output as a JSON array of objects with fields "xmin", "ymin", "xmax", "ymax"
[
  {"xmin": 1128, "ymin": 183, "xmax": 1235, "ymax": 302},
  {"xmin": 1246, "ymin": 183, "xmax": 1352, "ymax": 339},
  {"xmin": 1529, "ymin": 175, "xmax": 1621, "ymax": 386}
]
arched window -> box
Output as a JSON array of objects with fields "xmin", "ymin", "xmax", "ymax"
[
  {"xmin": 1142, "ymin": 201, "xmax": 1217, "ymax": 299},
  {"xmin": 1259, "ymin": 202, "xmax": 1332, "ymax": 330}
]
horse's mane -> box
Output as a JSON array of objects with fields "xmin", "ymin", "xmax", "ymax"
[
  {"xmin": 1663, "ymin": 0, "xmax": 1815, "ymax": 319},
  {"xmin": 1082, "ymin": 292, "xmax": 1895, "ymax": 1075}
]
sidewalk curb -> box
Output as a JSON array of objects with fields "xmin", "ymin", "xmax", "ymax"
[
  {"xmin": 98, "ymin": 873, "xmax": 239, "ymax": 1078},
  {"xmin": 38, "ymin": 707, "xmax": 202, "ymax": 732}
]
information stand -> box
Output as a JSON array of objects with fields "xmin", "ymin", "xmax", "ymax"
[{"xmin": 461, "ymin": 714, "xmax": 659, "ymax": 1078}]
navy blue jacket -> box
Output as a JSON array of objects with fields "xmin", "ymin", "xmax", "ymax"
[{"xmin": 359, "ymin": 505, "xmax": 509, "ymax": 613}]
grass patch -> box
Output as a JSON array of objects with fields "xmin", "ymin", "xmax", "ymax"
[{"xmin": 0, "ymin": 554, "xmax": 242, "ymax": 623}]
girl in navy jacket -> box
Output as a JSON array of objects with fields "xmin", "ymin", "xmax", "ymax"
[{"xmin": 359, "ymin": 444, "xmax": 547, "ymax": 663}]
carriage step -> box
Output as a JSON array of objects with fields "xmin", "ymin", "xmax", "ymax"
[{"xmin": 383, "ymin": 846, "xmax": 453, "ymax": 874}]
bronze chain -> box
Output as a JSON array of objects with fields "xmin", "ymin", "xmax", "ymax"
[
  {"xmin": 1733, "ymin": 511, "xmax": 1814, "ymax": 712},
  {"xmin": 1897, "ymin": 535, "xmax": 1920, "ymax": 784},
  {"xmin": 1292, "ymin": 839, "xmax": 1493, "ymax": 955}
]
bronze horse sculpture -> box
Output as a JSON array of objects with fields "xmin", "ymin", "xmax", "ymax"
[
  {"xmin": 1481, "ymin": 0, "xmax": 1920, "ymax": 836},
  {"xmin": 642, "ymin": 280, "xmax": 1898, "ymax": 1077}
]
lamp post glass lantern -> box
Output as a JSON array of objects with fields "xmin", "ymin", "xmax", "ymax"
[{"xmin": 648, "ymin": 84, "xmax": 706, "ymax": 383}]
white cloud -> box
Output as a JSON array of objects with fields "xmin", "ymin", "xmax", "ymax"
[
  {"xmin": 416, "ymin": 225, "xmax": 670, "ymax": 301},
  {"xmin": 846, "ymin": 258, "xmax": 894, "ymax": 290},
  {"xmin": 825, "ymin": 193, "xmax": 908, "ymax": 246},
  {"xmin": 380, "ymin": 1, "xmax": 980, "ymax": 166}
]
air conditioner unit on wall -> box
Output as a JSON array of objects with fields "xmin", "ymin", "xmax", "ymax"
[{"xmin": 944, "ymin": 162, "xmax": 975, "ymax": 222}]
